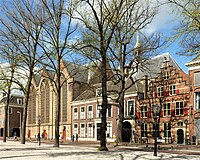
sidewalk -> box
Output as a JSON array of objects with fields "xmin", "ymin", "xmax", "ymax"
[{"xmin": 0, "ymin": 140, "xmax": 200, "ymax": 160}]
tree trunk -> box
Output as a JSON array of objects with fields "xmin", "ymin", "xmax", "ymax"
[
  {"xmin": 21, "ymin": 71, "xmax": 33, "ymax": 144},
  {"xmin": 100, "ymin": 43, "xmax": 108, "ymax": 150},
  {"xmin": 54, "ymin": 58, "xmax": 61, "ymax": 147},
  {"xmin": 3, "ymin": 67, "xmax": 15, "ymax": 142},
  {"xmin": 117, "ymin": 97, "xmax": 125, "ymax": 143}
]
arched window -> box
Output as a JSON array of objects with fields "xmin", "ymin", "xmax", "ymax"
[
  {"xmin": 28, "ymin": 85, "xmax": 36, "ymax": 124},
  {"xmin": 61, "ymin": 75, "xmax": 67, "ymax": 122}
]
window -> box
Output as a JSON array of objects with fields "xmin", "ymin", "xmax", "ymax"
[
  {"xmin": 163, "ymin": 72, "xmax": 169, "ymax": 79},
  {"xmin": 88, "ymin": 106, "xmax": 93, "ymax": 119},
  {"xmin": 195, "ymin": 92, "xmax": 200, "ymax": 110},
  {"xmin": 175, "ymin": 102, "xmax": 184, "ymax": 116},
  {"xmin": 9, "ymin": 108, "xmax": 12, "ymax": 114},
  {"xmin": 74, "ymin": 124, "xmax": 78, "ymax": 135},
  {"xmin": 74, "ymin": 108, "xmax": 78, "ymax": 120},
  {"xmin": 164, "ymin": 123, "xmax": 171, "ymax": 138},
  {"xmin": 127, "ymin": 100, "xmax": 135, "ymax": 116},
  {"xmin": 107, "ymin": 104, "xmax": 112, "ymax": 117},
  {"xmin": 152, "ymin": 123, "xmax": 159, "ymax": 137},
  {"xmin": 17, "ymin": 99, "xmax": 23, "ymax": 105},
  {"xmin": 169, "ymin": 85, "xmax": 176, "ymax": 95},
  {"xmin": 88, "ymin": 123, "xmax": 93, "ymax": 138},
  {"xmin": 163, "ymin": 103, "xmax": 171, "ymax": 116},
  {"xmin": 106, "ymin": 122, "xmax": 112, "ymax": 138},
  {"xmin": 141, "ymin": 123, "xmax": 148, "ymax": 137},
  {"xmin": 157, "ymin": 86, "xmax": 164, "ymax": 97},
  {"xmin": 80, "ymin": 107, "xmax": 85, "ymax": 119},
  {"xmin": 194, "ymin": 72, "xmax": 200, "ymax": 86},
  {"xmin": 96, "ymin": 105, "xmax": 101, "ymax": 118},
  {"xmin": 178, "ymin": 121, "xmax": 183, "ymax": 126},
  {"xmin": 141, "ymin": 106, "xmax": 147, "ymax": 118},
  {"xmin": 96, "ymin": 88, "xmax": 102, "ymax": 97},
  {"xmin": 80, "ymin": 124, "xmax": 85, "ymax": 137}
]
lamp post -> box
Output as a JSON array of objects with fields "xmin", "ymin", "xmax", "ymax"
[
  {"xmin": 152, "ymin": 104, "xmax": 161, "ymax": 156},
  {"xmin": 17, "ymin": 111, "xmax": 21, "ymax": 136},
  {"xmin": 184, "ymin": 119, "xmax": 189, "ymax": 145},
  {"xmin": 38, "ymin": 115, "xmax": 41, "ymax": 146}
]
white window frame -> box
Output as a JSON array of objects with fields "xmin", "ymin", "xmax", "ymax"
[
  {"xmin": 127, "ymin": 100, "xmax": 135, "ymax": 117},
  {"xmin": 17, "ymin": 98, "xmax": 23, "ymax": 105},
  {"xmin": 80, "ymin": 123, "xmax": 85, "ymax": 137},
  {"xmin": 163, "ymin": 103, "xmax": 171, "ymax": 117},
  {"xmin": 9, "ymin": 108, "xmax": 12, "ymax": 114},
  {"xmin": 87, "ymin": 105, "xmax": 93, "ymax": 119},
  {"xmin": 106, "ymin": 122, "xmax": 112, "ymax": 138},
  {"xmin": 194, "ymin": 72, "xmax": 200, "ymax": 86},
  {"xmin": 163, "ymin": 72, "xmax": 169, "ymax": 79},
  {"xmin": 73, "ymin": 123, "xmax": 78, "ymax": 135},
  {"xmin": 141, "ymin": 106, "xmax": 147, "ymax": 118},
  {"xmin": 164, "ymin": 122, "xmax": 171, "ymax": 138},
  {"xmin": 157, "ymin": 86, "xmax": 164, "ymax": 97},
  {"xmin": 175, "ymin": 101, "xmax": 184, "ymax": 116},
  {"xmin": 195, "ymin": 92, "xmax": 200, "ymax": 110},
  {"xmin": 96, "ymin": 88, "xmax": 102, "ymax": 97},
  {"xmin": 74, "ymin": 107, "xmax": 78, "ymax": 120},
  {"xmin": 80, "ymin": 106, "xmax": 85, "ymax": 119},
  {"xmin": 141, "ymin": 123, "xmax": 148, "ymax": 138},
  {"xmin": 107, "ymin": 105, "xmax": 112, "ymax": 117},
  {"xmin": 87, "ymin": 123, "xmax": 93, "ymax": 138},
  {"xmin": 96, "ymin": 105, "xmax": 101, "ymax": 118},
  {"xmin": 169, "ymin": 84, "xmax": 176, "ymax": 95}
]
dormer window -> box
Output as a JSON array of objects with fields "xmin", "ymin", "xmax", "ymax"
[
  {"xmin": 96, "ymin": 88, "xmax": 102, "ymax": 97},
  {"xmin": 17, "ymin": 99, "xmax": 23, "ymax": 105}
]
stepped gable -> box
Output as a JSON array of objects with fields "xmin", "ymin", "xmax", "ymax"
[{"xmin": 135, "ymin": 52, "xmax": 183, "ymax": 79}]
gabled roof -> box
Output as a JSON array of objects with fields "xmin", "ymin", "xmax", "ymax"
[
  {"xmin": 185, "ymin": 54, "xmax": 200, "ymax": 67},
  {"xmin": 63, "ymin": 60, "xmax": 89, "ymax": 83},
  {"xmin": 0, "ymin": 95, "xmax": 24, "ymax": 105},
  {"xmin": 73, "ymin": 80, "xmax": 143, "ymax": 102},
  {"xmin": 135, "ymin": 52, "xmax": 183, "ymax": 79}
]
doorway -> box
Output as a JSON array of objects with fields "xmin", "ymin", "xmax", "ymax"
[
  {"xmin": 177, "ymin": 129, "xmax": 184, "ymax": 144},
  {"xmin": 97, "ymin": 123, "xmax": 101, "ymax": 140},
  {"xmin": 122, "ymin": 121, "xmax": 132, "ymax": 142}
]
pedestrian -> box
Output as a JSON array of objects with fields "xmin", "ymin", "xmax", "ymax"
[
  {"xmin": 71, "ymin": 135, "xmax": 74, "ymax": 142},
  {"xmin": 37, "ymin": 133, "xmax": 40, "ymax": 143},
  {"xmin": 76, "ymin": 133, "xmax": 78, "ymax": 142}
]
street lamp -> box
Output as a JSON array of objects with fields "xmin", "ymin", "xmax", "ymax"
[
  {"xmin": 38, "ymin": 115, "xmax": 41, "ymax": 146},
  {"xmin": 184, "ymin": 119, "xmax": 189, "ymax": 145},
  {"xmin": 152, "ymin": 104, "xmax": 161, "ymax": 156},
  {"xmin": 17, "ymin": 111, "xmax": 21, "ymax": 136}
]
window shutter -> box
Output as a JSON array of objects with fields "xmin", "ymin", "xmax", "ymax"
[{"xmin": 184, "ymin": 108, "xmax": 188, "ymax": 115}]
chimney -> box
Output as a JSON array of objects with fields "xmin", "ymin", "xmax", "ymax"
[{"xmin": 143, "ymin": 75, "xmax": 148, "ymax": 99}]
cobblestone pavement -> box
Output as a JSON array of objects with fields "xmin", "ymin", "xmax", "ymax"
[{"xmin": 0, "ymin": 141, "xmax": 200, "ymax": 160}]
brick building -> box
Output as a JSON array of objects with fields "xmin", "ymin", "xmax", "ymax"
[
  {"xmin": 0, "ymin": 95, "xmax": 23, "ymax": 137},
  {"xmin": 186, "ymin": 55, "xmax": 200, "ymax": 144},
  {"xmin": 136, "ymin": 53, "xmax": 191, "ymax": 144},
  {"xmin": 26, "ymin": 52, "xmax": 198, "ymax": 144}
]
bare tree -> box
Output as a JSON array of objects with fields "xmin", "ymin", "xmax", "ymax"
[
  {"xmin": 167, "ymin": 0, "xmax": 200, "ymax": 55},
  {"xmin": 0, "ymin": 48, "xmax": 19, "ymax": 142},
  {"xmin": 0, "ymin": 0, "xmax": 45, "ymax": 144},
  {"xmin": 38, "ymin": 0, "xmax": 78, "ymax": 147},
  {"xmin": 72, "ymin": 0, "xmax": 164, "ymax": 145},
  {"xmin": 72, "ymin": 0, "xmax": 133, "ymax": 150}
]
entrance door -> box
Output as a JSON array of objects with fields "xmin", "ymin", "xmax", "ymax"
[
  {"xmin": 122, "ymin": 121, "xmax": 132, "ymax": 142},
  {"xmin": 177, "ymin": 129, "xmax": 184, "ymax": 144},
  {"xmin": 97, "ymin": 123, "xmax": 101, "ymax": 140}
]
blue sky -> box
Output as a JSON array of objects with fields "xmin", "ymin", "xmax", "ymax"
[{"xmin": 145, "ymin": 2, "xmax": 194, "ymax": 73}]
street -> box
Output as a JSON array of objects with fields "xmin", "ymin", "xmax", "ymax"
[{"xmin": 0, "ymin": 141, "xmax": 200, "ymax": 160}]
